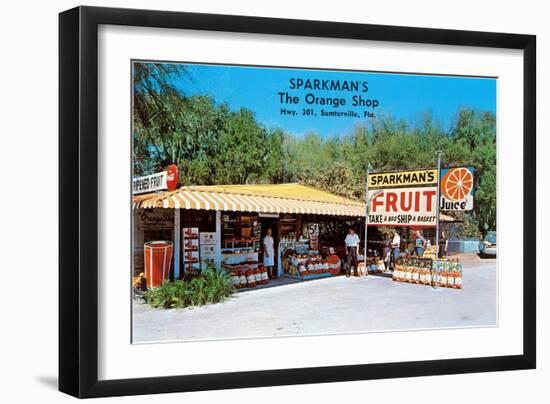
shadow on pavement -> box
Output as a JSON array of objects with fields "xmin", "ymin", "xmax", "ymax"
[{"xmin": 368, "ymin": 272, "xmax": 393, "ymax": 279}]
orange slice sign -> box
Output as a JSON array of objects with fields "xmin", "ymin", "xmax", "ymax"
[{"xmin": 441, "ymin": 168, "xmax": 473, "ymax": 201}]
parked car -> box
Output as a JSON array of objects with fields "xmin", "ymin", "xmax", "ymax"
[{"xmin": 479, "ymin": 231, "xmax": 497, "ymax": 257}]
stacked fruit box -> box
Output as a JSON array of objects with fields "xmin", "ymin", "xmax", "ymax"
[
  {"xmin": 231, "ymin": 266, "xmax": 269, "ymax": 289},
  {"xmin": 393, "ymin": 257, "xmax": 433, "ymax": 285},
  {"xmin": 433, "ymin": 259, "xmax": 463, "ymax": 289},
  {"xmin": 423, "ymin": 245, "xmax": 437, "ymax": 260},
  {"xmin": 393, "ymin": 257, "xmax": 463, "ymax": 289}
]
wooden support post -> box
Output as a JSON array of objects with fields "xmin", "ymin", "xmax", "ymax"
[{"xmin": 174, "ymin": 209, "xmax": 181, "ymax": 279}]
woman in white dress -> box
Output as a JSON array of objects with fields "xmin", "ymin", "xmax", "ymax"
[{"xmin": 263, "ymin": 228, "xmax": 275, "ymax": 278}]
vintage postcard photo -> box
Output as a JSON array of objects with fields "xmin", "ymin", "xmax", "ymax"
[{"xmin": 131, "ymin": 62, "xmax": 497, "ymax": 343}]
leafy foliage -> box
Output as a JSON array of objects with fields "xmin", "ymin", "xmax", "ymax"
[
  {"xmin": 145, "ymin": 267, "xmax": 234, "ymax": 309},
  {"xmin": 133, "ymin": 63, "xmax": 497, "ymax": 234}
]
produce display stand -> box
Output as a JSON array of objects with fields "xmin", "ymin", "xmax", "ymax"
[
  {"xmin": 365, "ymin": 255, "xmax": 385, "ymax": 274},
  {"xmin": 392, "ymin": 256, "xmax": 463, "ymax": 289},
  {"xmin": 393, "ymin": 257, "xmax": 434, "ymax": 285},
  {"xmin": 432, "ymin": 258, "xmax": 463, "ymax": 289},
  {"xmin": 182, "ymin": 227, "xmax": 200, "ymax": 274},
  {"xmin": 199, "ymin": 232, "xmax": 217, "ymax": 269},
  {"xmin": 283, "ymin": 252, "xmax": 341, "ymax": 279},
  {"xmin": 229, "ymin": 265, "xmax": 269, "ymax": 289},
  {"xmin": 277, "ymin": 238, "xmax": 296, "ymax": 277},
  {"xmin": 221, "ymin": 212, "xmax": 269, "ymax": 289},
  {"xmin": 221, "ymin": 238, "xmax": 268, "ymax": 289}
]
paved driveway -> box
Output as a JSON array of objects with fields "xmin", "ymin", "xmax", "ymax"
[{"xmin": 133, "ymin": 254, "xmax": 496, "ymax": 342}]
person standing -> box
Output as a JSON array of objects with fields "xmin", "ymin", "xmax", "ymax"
[
  {"xmin": 382, "ymin": 233, "xmax": 392, "ymax": 271},
  {"xmin": 263, "ymin": 228, "xmax": 275, "ymax": 278},
  {"xmin": 439, "ymin": 230, "xmax": 447, "ymax": 258},
  {"xmin": 391, "ymin": 230, "xmax": 401, "ymax": 267},
  {"xmin": 415, "ymin": 230, "xmax": 427, "ymax": 257},
  {"xmin": 345, "ymin": 227, "xmax": 360, "ymax": 277}
]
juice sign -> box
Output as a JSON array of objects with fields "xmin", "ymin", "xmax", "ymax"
[
  {"xmin": 439, "ymin": 167, "xmax": 474, "ymax": 211},
  {"xmin": 368, "ymin": 187, "xmax": 437, "ymax": 226}
]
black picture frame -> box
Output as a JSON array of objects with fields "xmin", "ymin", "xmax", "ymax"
[{"xmin": 59, "ymin": 6, "xmax": 536, "ymax": 398}]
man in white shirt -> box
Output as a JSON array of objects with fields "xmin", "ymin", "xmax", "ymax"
[
  {"xmin": 391, "ymin": 230, "xmax": 401, "ymax": 268},
  {"xmin": 344, "ymin": 227, "xmax": 360, "ymax": 277}
]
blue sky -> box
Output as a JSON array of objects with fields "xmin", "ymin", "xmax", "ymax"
[{"xmin": 171, "ymin": 63, "xmax": 496, "ymax": 138}]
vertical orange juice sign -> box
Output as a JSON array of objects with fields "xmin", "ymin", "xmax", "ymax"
[{"xmin": 439, "ymin": 167, "xmax": 475, "ymax": 211}]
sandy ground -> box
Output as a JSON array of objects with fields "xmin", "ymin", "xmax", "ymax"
[{"xmin": 132, "ymin": 253, "xmax": 496, "ymax": 342}]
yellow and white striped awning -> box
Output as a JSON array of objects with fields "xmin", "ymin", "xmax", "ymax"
[{"xmin": 133, "ymin": 183, "xmax": 365, "ymax": 217}]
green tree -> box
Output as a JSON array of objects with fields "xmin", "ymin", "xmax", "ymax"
[
  {"xmin": 212, "ymin": 108, "xmax": 270, "ymax": 184},
  {"xmin": 134, "ymin": 93, "xmax": 228, "ymax": 184},
  {"xmin": 263, "ymin": 129, "xmax": 286, "ymax": 183},
  {"xmin": 304, "ymin": 162, "xmax": 362, "ymax": 200},
  {"xmin": 448, "ymin": 109, "xmax": 497, "ymax": 234}
]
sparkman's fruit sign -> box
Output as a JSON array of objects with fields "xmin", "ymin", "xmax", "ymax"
[
  {"xmin": 368, "ymin": 187, "xmax": 438, "ymax": 226},
  {"xmin": 367, "ymin": 167, "xmax": 475, "ymax": 226}
]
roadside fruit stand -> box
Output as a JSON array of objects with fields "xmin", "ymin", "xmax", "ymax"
[
  {"xmin": 133, "ymin": 183, "xmax": 365, "ymax": 289},
  {"xmin": 133, "ymin": 178, "xmax": 465, "ymax": 291},
  {"xmin": 283, "ymin": 252, "xmax": 341, "ymax": 279}
]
